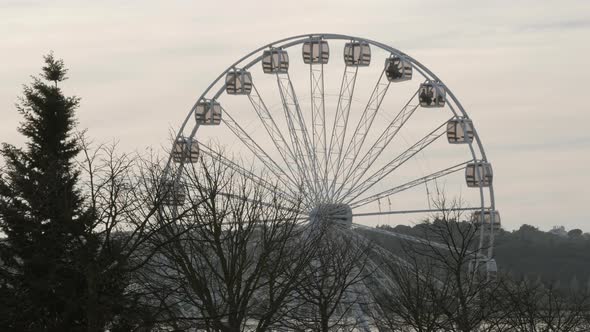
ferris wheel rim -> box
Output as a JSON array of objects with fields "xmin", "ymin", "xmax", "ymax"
[
  {"xmin": 164, "ymin": 33, "xmax": 498, "ymax": 268},
  {"xmin": 170, "ymin": 33, "xmax": 488, "ymax": 155}
]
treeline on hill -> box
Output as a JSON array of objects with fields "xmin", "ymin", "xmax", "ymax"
[{"xmin": 376, "ymin": 222, "xmax": 590, "ymax": 287}]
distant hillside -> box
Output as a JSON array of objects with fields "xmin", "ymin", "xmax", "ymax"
[
  {"xmin": 367, "ymin": 223, "xmax": 590, "ymax": 287},
  {"xmin": 494, "ymin": 225, "xmax": 590, "ymax": 287}
]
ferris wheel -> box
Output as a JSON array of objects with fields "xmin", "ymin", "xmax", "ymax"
[{"xmin": 163, "ymin": 33, "xmax": 499, "ymax": 321}]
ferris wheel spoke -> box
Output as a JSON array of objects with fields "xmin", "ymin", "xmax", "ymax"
[
  {"xmin": 247, "ymin": 83, "xmax": 302, "ymax": 183},
  {"xmin": 352, "ymin": 207, "xmax": 481, "ymax": 217},
  {"xmin": 344, "ymin": 230, "xmax": 444, "ymax": 291},
  {"xmin": 349, "ymin": 161, "xmax": 470, "ymax": 209},
  {"xmin": 210, "ymin": 191, "xmax": 304, "ymax": 214},
  {"xmin": 352, "ymin": 223, "xmax": 448, "ymax": 251},
  {"xmin": 218, "ymin": 216, "xmax": 309, "ymax": 227},
  {"xmin": 197, "ymin": 143, "xmax": 301, "ymax": 204},
  {"xmin": 331, "ymin": 228, "xmax": 389, "ymax": 326},
  {"xmin": 310, "ymin": 61, "xmax": 328, "ymax": 196},
  {"xmin": 331, "ymin": 68, "xmax": 391, "ymax": 200},
  {"xmin": 221, "ymin": 109, "xmax": 298, "ymax": 189},
  {"xmin": 347, "ymin": 229, "xmax": 437, "ymax": 295},
  {"xmin": 336, "ymin": 227, "xmax": 399, "ymax": 293},
  {"xmin": 366, "ymin": 238, "xmax": 446, "ymax": 290},
  {"xmin": 341, "ymin": 89, "xmax": 421, "ymax": 193},
  {"xmin": 340, "ymin": 121, "xmax": 449, "ymax": 203},
  {"xmin": 276, "ymin": 73, "xmax": 322, "ymax": 201},
  {"xmin": 352, "ymin": 223, "xmax": 487, "ymax": 259},
  {"xmin": 325, "ymin": 66, "xmax": 359, "ymax": 198}
]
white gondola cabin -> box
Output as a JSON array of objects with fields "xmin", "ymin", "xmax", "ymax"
[
  {"xmin": 262, "ymin": 49, "xmax": 289, "ymax": 74},
  {"xmin": 465, "ymin": 161, "xmax": 493, "ymax": 187},
  {"xmin": 447, "ymin": 118, "xmax": 474, "ymax": 144},
  {"xmin": 419, "ymin": 82, "xmax": 446, "ymax": 108},
  {"xmin": 225, "ymin": 69, "xmax": 252, "ymax": 95},
  {"xmin": 486, "ymin": 259, "xmax": 498, "ymax": 280},
  {"xmin": 344, "ymin": 41, "xmax": 371, "ymax": 66},
  {"xmin": 160, "ymin": 180, "xmax": 186, "ymax": 206},
  {"xmin": 195, "ymin": 99, "xmax": 222, "ymax": 125},
  {"xmin": 172, "ymin": 137, "xmax": 199, "ymax": 163},
  {"xmin": 385, "ymin": 56, "xmax": 412, "ymax": 82},
  {"xmin": 302, "ymin": 40, "xmax": 329, "ymax": 64},
  {"xmin": 468, "ymin": 258, "xmax": 498, "ymax": 280},
  {"xmin": 472, "ymin": 209, "xmax": 501, "ymax": 230}
]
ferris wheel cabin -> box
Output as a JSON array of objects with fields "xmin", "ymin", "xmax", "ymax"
[
  {"xmin": 485, "ymin": 259, "xmax": 498, "ymax": 280},
  {"xmin": 172, "ymin": 137, "xmax": 199, "ymax": 163},
  {"xmin": 447, "ymin": 118, "xmax": 474, "ymax": 144},
  {"xmin": 225, "ymin": 69, "xmax": 252, "ymax": 95},
  {"xmin": 419, "ymin": 82, "xmax": 446, "ymax": 108},
  {"xmin": 195, "ymin": 99, "xmax": 222, "ymax": 125},
  {"xmin": 465, "ymin": 161, "xmax": 493, "ymax": 187},
  {"xmin": 472, "ymin": 209, "xmax": 501, "ymax": 231},
  {"xmin": 469, "ymin": 258, "xmax": 498, "ymax": 281},
  {"xmin": 160, "ymin": 180, "xmax": 186, "ymax": 206},
  {"xmin": 262, "ymin": 49, "xmax": 289, "ymax": 74},
  {"xmin": 385, "ymin": 56, "xmax": 412, "ymax": 82},
  {"xmin": 344, "ymin": 41, "xmax": 371, "ymax": 66},
  {"xmin": 302, "ymin": 40, "xmax": 329, "ymax": 64}
]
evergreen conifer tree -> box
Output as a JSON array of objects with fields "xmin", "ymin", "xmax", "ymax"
[{"xmin": 0, "ymin": 53, "xmax": 92, "ymax": 331}]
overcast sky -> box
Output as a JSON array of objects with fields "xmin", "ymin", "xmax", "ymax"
[{"xmin": 1, "ymin": 0, "xmax": 589, "ymax": 232}]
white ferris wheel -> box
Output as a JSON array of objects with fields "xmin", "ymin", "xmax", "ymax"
[{"xmin": 162, "ymin": 33, "xmax": 500, "ymax": 323}]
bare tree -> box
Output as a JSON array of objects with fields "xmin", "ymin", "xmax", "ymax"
[
  {"xmin": 140, "ymin": 148, "xmax": 321, "ymax": 331},
  {"xmin": 420, "ymin": 195, "xmax": 506, "ymax": 331},
  {"xmin": 372, "ymin": 251, "xmax": 451, "ymax": 332},
  {"xmin": 372, "ymin": 192, "xmax": 505, "ymax": 332},
  {"xmin": 499, "ymin": 277, "xmax": 590, "ymax": 331},
  {"xmin": 285, "ymin": 226, "xmax": 373, "ymax": 331},
  {"xmin": 364, "ymin": 189, "xmax": 590, "ymax": 332},
  {"xmin": 77, "ymin": 136, "xmax": 189, "ymax": 331}
]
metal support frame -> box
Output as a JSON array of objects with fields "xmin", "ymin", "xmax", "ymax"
[
  {"xmin": 336, "ymin": 90, "xmax": 421, "ymax": 201},
  {"xmin": 276, "ymin": 73, "xmax": 322, "ymax": 204},
  {"xmin": 310, "ymin": 58, "xmax": 328, "ymax": 197},
  {"xmin": 221, "ymin": 107, "xmax": 299, "ymax": 191},
  {"xmin": 343, "ymin": 121, "xmax": 449, "ymax": 204},
  {"xmin": 247, "ymin": 84, "xmax": 303, "ymax": 190},
  {"xmin": 326, "ymin": 65, "xmax": 359, "ymax": 199},
  {"xmin": 352, "ymin": 223, "xmax": 488, "ymax": 262},
  {"xmin": 332, "ymin": 69, "xmax": 391, "ymax": 200},
  {"xmin": 350, "ymin": 161, "xmax": 469, "ymax": 209},
  {"xmin": 196, "ymin": 143, "xmax": 301, "ymax": 205}
]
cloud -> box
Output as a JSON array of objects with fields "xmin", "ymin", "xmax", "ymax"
[{"xmin": 519, "ymin": 18, "xmax": 590, "ymax": 32}]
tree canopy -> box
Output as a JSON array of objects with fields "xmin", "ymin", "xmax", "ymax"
[{"xmin": 0, "ymin": 53, "xmax": 93, "ymax": 331}]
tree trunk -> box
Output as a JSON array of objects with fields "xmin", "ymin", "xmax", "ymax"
[{"xmin": 86, "ymin": 264, "xmax": 101, "ymax": 332}]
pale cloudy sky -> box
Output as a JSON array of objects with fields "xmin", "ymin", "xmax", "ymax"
[{"xmin": 1, "ymin": 0, "xmax": 589, "ymax": 231}]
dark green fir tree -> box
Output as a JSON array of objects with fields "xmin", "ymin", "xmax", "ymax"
[{"xmin": 0, "ymin": 53, "xmax": 92, "ymax": 331}]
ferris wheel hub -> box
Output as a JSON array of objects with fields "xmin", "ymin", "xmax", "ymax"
[{"xmin": 309, "ymin": 203, "xmax": 352, "ymax": 229}]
